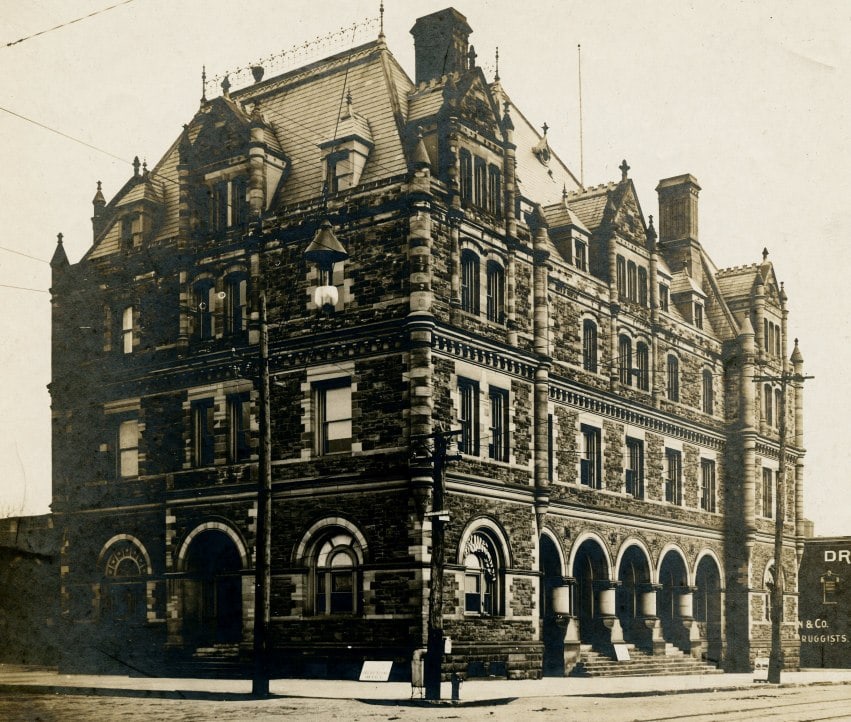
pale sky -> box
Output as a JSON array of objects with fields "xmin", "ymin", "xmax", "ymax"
[{"xmin": 0, "ymin": 1, "xmax": 848, "ymax": 535}]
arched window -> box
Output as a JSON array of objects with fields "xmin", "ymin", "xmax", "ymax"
[
  {"xmin": 764, "ymin": 562, "xmax": 780, "ymax": 622},
  {"xmin": 463, "ymin": 532, "xmax": 501, "ymax": 616},
  {"xmin": 702, "ymin": 369, "xmax": 714, "ymax": 415},
  {"xmin": 313, "ymin": 530, "xmax": 362, "ymax": 615},
  {"xmin": 635, "ymin": 342, "xmax": 649, "ymax": 391},
  {"xmin": 582, "ymin": 319, "xmax": 598, "ymax": 373},
  {"xmin": 460, "ymin": 249, "xmax": 480, "ymax": 314},
  {"xmin": 666, "ymin": 355, "xmax": 679, "ymax": 402},
  {"xmin": 618, "ymin": 334, "xmax": 632, "ymax": 386},
  {"xmin": 486, "ymin": 261, "xmax": 505, "ymax": 324},
  {"xmin": 101, "ymin": 540, "xmax": 148, "ymax": 624},
  {"xmin": 193, "ymin": 280, "xmax": 216, "ymax": 341}
]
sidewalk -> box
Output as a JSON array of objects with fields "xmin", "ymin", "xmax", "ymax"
[{"xmin": 2, "ymin": 665, "xmax": 851, "ymax": 703}]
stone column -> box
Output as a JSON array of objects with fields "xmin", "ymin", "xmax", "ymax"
[
  {"xmin": 596, "ymin": 580, "xmax": 624, "ymax": 646},
  {"xmin": 639, "ymin": 583, "xmax": 666, "ymax": 655},
  {"xmin": 677, "ymin": 586, "xmax": 704, "ymax": 659}
]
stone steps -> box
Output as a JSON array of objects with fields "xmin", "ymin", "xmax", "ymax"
[{"xmin": 570, "ymin": 644, "xmax": 723, "ymax": 678}]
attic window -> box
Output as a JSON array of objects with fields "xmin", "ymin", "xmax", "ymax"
[
  {"xmin": 208, "ymin": 177, "xmax": 247, "ymax": 232},
  {"xmin": 694, "ymin": 303, "xmax": 704, "ymax": 329}
]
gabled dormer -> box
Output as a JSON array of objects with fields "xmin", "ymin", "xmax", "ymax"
[
  {"xmin": 319, "ymin": 91, "xmax": 374, "ymax": 193},
  {"xmin": 180, "ymin": 91, "xmax": 288, "ymax": 239},
  {"xmin": 670, "ymin": 263, "xmax": 708, "ymax": 329}
]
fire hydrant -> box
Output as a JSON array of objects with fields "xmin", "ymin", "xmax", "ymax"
[{"xmin": 450, "ymin": 671, "xmax": 462, "ymax": 701}]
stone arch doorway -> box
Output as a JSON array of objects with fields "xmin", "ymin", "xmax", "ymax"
[
  {"xmin": 658, "ymin": 550, "xmax": 689, "ymax": 650},
  {"xmin": 540, "ymin": 534, "xmax": 565, "ymax": 675},
  {"xmin": 572, "ymin": 539, "xmax": 609, "ymax": 645},
  {"xmin": 695, "ymin": 555, "xmax": 723, "ymax": 663},
  {"xmin": 183, "ymin": 530, "xmax": 243, "ymax": 646},
  {"xmin": 617, "ymin": 545, "xmax": 651, "ymax": 648}
]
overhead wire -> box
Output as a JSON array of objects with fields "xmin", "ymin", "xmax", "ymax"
[{"xmin": 3, "ymin": 0, "xmax": 136, "ymax": 49}]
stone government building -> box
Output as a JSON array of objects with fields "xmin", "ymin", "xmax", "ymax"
[{"xmin": 49, "ymin": 7, "xmax": 808, "ymax": 678}]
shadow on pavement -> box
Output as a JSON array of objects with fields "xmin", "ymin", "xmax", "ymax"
[{"xmin": 0, "ymin": 684, "xmax": 289, "ymax": 702}]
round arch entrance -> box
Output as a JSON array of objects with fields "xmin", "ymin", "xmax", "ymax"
[
  {"xmin": 658, "ymin": 550, "xmax": 689, "ymax": 650},
  {"xmin": 540, "ymin": 534, "xmax": 565, "ymax": 675},
  {"xmin": 617, "ymin": 545, "xmax": 652, "ymax": 648},
  {"xmin": 572, "ymin": 539, "xmax": 609, "ymax": 645},
  {"xmin": 695, "ymin": 555, "xmax": 723, "ymax": 663},
  {"xmin": 183, "ymin": 530, "xmax": 244, "ymax": 646}
]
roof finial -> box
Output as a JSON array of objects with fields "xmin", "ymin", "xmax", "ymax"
[
  {"xmin": 201, "ymin": 65, "xmax": 207, "ymax": 103},
  {"xmin": 468, "ymin": 44, "xmax": 477, "ymax": 69},
  {"xmin": 542, "ymin": 122, "xmax": 549, "ymax": 136},
  {"xmin": 562, "ymin": 183, "xmax": 568, "ymax": 202},
  {"xmin": 142, "ymin": 159, "xmax": 148, "ymax": 176},
  {"xmin": 221, "ymin": 74, "xmax": 231, "ymax": 98},
  {"xmin": 132, "ymin": 156, "xmax": 141, "ymax": 177},
  {"xmin": 494, "ymin": 46, "xmax": 500, "ymax": 81},
  {"xmin": 378, "ymin": 1, "xmax": 385, "ymax": 41},
  {"xmin": 619, "ymin": 159, "xmax": 630, "ymax": 181},
  {"xmin": 762, "ymin": 247, "xmax": 769, "ymax": 262},
  {"xmin": 57, "ymin": 232, "xmax": 63, "ymax": 245}
]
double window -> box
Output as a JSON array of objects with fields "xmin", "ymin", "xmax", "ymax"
[
  {"xmin": 580, "ymin": 424, "xmax": 601, "ymax": 488},
  {"xmin": 209, "ymin": 177, "xmax": 247, "ymax": 232},
  {"xmin": 700, "ymin": 458, "xmax": 716, "ymax": 512},
  {"xmin": 625, "ymin": 437, "xmax": 644, "ymax": 498},
  {"xmin": 665, "ymin": 448, "xmax": 682, "ymax": 505},
  {"xmin": 315, "ymin": 379, "xmax": 352, "ymax": 455}
]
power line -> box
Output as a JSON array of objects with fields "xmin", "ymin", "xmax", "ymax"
[
  {"xmin": 3, "ymin": 0, "xmax": 136, "ymax": 49},
  {"xmin": 0, "ymin": 282, "xmax": 49, "ymax": 293},
  {"xmin": 0, "ymin": 245, "xmax": 50, "ymax": 264}
]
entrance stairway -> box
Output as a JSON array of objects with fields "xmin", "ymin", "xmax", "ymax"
[
  {"xmin": 569, "ymin": 644, "xmax": 723, "ymax": 677},
  {"xmin": 170, "ymin": 643, "xmax": 248, "ymax": 678}
]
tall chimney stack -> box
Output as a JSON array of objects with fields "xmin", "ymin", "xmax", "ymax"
[{"xmin": 410, "ymin": 8, "xmax": 473, "ymax": 85}]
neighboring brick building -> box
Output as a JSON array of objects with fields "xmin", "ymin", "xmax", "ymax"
[{"xmin": 50, "ymin": 7, "xmax": 807, "ymax": 678}]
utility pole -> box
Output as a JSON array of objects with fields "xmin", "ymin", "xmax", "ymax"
[
  {"xmin": 413, "ymin": 429, "xmax": 461, "ymax": 701},
  {"xmin": 752, "ymin": 366, "xmax": 812, "ymax": 684},
  {"xmin": 252, "ymin": 288, "xmax": 272, "ymax": 697}
]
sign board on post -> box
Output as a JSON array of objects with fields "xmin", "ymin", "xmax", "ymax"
[
  {"xmin": 359, "ymin": 660, "xmax": 393, "ymax": 682},
  {"xmin": 753, "ymin": 656, "xmax": 769, "ymax": 683}
]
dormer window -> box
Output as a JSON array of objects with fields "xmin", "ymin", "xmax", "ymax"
[
  {"xmin": 574, "ymin": 240, "xmax": 587, "ymax": 272},
  {"xmin": 694, "ymin": 302, "xmax": 704, "ymax": 329},
  {"xmin": 319, "ymin": 93, "xmax": 373, "ymax": 192},
  {"xmin": 209, "ymin": 178, "xmax": 247, "ymax": 232},
  {"xmin": 659, "ymin": 284, "xmax": 670, "ymax": 311}
]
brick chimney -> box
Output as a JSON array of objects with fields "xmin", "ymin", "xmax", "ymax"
[
  {"xmin": 656, "ymin": 174, "xmax": 703, "ymax": 286},
  {"xmin": 410, "ymin": 7, "xmax": 472, "ymax": 84}
]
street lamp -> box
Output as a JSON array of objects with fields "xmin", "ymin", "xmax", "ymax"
[{"xmin": 304, "ymin": 217, "xmax": 348, "ymax": 311}]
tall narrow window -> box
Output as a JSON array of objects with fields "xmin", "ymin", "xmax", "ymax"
[
  {"xmin": 121, "ymin": 305, "xmax": 134, "ymax": 354},
  {"xmin": 616, "ymin": 256, "xmax": 626, "ymax": 300},
  {"xmin": 488, "ymin": 387, "xmax": 509, "ymax": 462},
  {"xmin": 574, "ymin": 240, "xmax": 587, "ymax": 272},
  {"xmin": 702, "ymin": 370, "xmax": 714, "ymax": 415},
  {"xmin": 764, "ymin": 563, "xmax": 776, "ymax": 621},
  {"xmin": 315, "ymin": 379, "xmax": 352, "ymax": 455},
  {"xmin": 487, "ymin": 165, "xmax": 502, "ymax": 215},
  {"xmin": 665, "ymin": 448, "xmax": 682, "ymax": 505},
  {"xmin": 582, "ymin": 319, "xmax": 598, "ymax": 373},
  {"xmin": 227, "ymin": 393, "xmax": 251, "ymax": 463},
  {"xmin": 764, "ymin": 384, "xmax": 773, "ymax": 426},
  {"xmin": 117, "ymin": 419, "xmax": 139, "ymax": 478},
  {"xmin": 638, "ymin": 267, "xmax": 648, "ymax": 306},
  {"xmin": 460, "ymin": 250, "xmax": 480, "ymax": 314},
  {"xmin": 666, "ymin": 355, "xmax": 679, "ymax": 402},
  {"xmin": 762, "ymin": 467, "xmax": 774, "ymax": 518},
  {"xmin": 458, "ymin": 378, "xmax": 479, "ymax": 455},
  {"xmin": 618, "ymin": 335, "xmax": 632, "ymax": 386},
  {"xmin": 763, "ymin": 319, "xmax": 770, "ymax": 356},
  {"xmin": 636, "ymin": 342, "xmax": 649, "ymax": 391},
  {"xmin": 232, "ymin": 177, "xmax": 247, "ymax": 228},
  {"xmin": 775, "ymin": 389, "xmax": 783, "ymax": 428},
  {"xmin": 192, "ymin": 399, "xmax": 215, "ymax": 467},
  {"xmin": 659, "ymin": 284, "xmax": 669, "ymax": 312},
  {"xmin": 225, "ymin": 275, "xmax": 248, "ymax": 337},
  {"xmin": 700, "ymin": 458, "xmax": 716, "ymax": 512},
  {"xmin": 625, "ymin": 437, "xmax": 644, "ymax": 498},
  {"xmin": 459, "ymin": 149, "xmax": 473, "ymax": 204},
  {"xmin": 210, "ymin": 180, "xmax": 229, "ymax": 231},
  {"xmin": 547, "ymin": 414, "xmax": 554, "ymax": 482},
  {"xmin": 474, "ymin": 157, "xmax": 487, "ymax": 207},
  {"xmin": 580, "ymin": 425, "xmax": 601, "ymax": 489},
  {"xmin": 486, "ymin": 262, "xmax": 505, "ymax": 324},
  {"xmin": 121, "ymin": 216, "xmax": 132, "ymax": 248},
  {"xmin": 627, "ymin": 261, "xmax": 637, "ymax": 303},
  {"xmin": 775, "ymin": 325, "xmax": 781, "ymax": 357},
  {"xmin": 694, "ymin": 303, "xmax": 704, "ymax": 329},
  {"xmin": 193, "ymin": 281, "xmax": 216, "ymax": 341}
]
